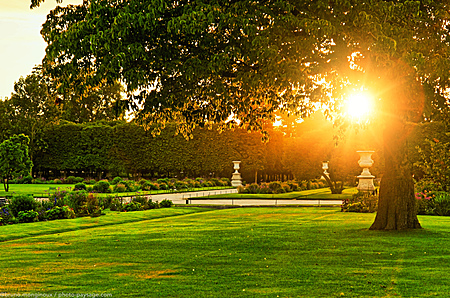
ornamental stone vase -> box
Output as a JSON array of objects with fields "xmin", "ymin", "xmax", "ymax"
[
  {"xmin": 356, "ymin": 151, "xmax": 375, "ymax": 192},
  {"xmin": 231, "ymin": 161, "xmax": 242, "ymax": 187}
]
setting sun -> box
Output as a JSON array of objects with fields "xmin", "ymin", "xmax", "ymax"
[{"xmin": 346, "ymin": 92, "xmax": 373, "ymax": 120}]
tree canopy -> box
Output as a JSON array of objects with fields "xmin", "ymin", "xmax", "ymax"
[
  {"xmin": 32, "ymin": 0, "xmax": 450, "ymax": 230},
  {"xmin": 0, "ymin": 134, "xmax": 33, "ymax": 192}
]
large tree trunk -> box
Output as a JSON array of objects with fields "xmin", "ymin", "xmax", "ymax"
[{"xmin": 369, "ymin": 116, "xmax": 421, "ymax": 230}]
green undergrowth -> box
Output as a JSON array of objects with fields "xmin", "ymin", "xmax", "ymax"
[{"xmin": 1, "ymin": 208, "xmax": 449, "ymax": 297}]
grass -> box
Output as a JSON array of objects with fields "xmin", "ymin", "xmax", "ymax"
[{"xmin": 1, "ymin": 207, "xmax": 449, "ymax": 297}]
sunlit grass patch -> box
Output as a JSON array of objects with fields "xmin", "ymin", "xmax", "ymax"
[{"xmin": 1, "ymin": 208, "xmax": 449, "ymax": 297}]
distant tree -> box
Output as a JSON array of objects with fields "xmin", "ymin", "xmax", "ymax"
[
  {"xmin": 9, "ymin": 67, "xmax": 59, "ymax": 161},
  {"xmin": 0, "ymin": 135, "xmax": 33, "ymax": 192}
]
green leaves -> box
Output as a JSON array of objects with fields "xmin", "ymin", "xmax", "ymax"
[{"xmin": 0, "ymin": 135, "xmax": 33, "ymax": 192}]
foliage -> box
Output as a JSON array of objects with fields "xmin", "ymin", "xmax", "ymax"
[
  {"xmin": 159, "ymin": 200, "xmax": 173, "ymax": 208},
  {"xmin": 16, "ymin": 210, "xmax": 39, "ymax": 223},
  {"xmin": 111, "ymin": 176, "xmax": 123, "ymax": 185},
  {"xmin": 415, "ymin": 135, "xmax": 450, "ymax": 192},
  {"xmin": 0, "ymin": 206, "xmax": 14, "ymax": 225},
  {"xmin": 238, "ymin": 181, "xmax": 303, "ymax": 194},
  {"xmin": 341, "ymin": 192, "xmax": 378, "ymax": 213},
  {"xmin": 122, "ymin": 201, "xmax": 142, "ymax": 212},
  {"xmin": 93, "ymin": 180, "xmax": 111, "ymax": 193},
  {"xmin": 416, "ymin": 191, "xmax": 450, "ymax": 216},
  {"xmin": 109, "ymin": 198, "xmax": 123, "ymax": 212},
  {"xmin": 46, "ymin": 206, "xmax": 76, "ymax": 220},
  {"xmin": 0, "ymin": 134, "xmax": 33, "ymax": 192},
  {"xmin": 78, "ymin": 194, "xmax": 102, "ymax": 217},
  {"xmin": 73, "ymin": 182, "xmax": 87, "ymax": 191},
  {"xmin": 49, "ymin": 189, "xmax": 69, "ymax": 207},
  {"xmin": 113, "ymin": 183, "xmax": 127, "ymax": 193},
  {"xmin": 7, "ymin": 195, "xmax": 37, "ymax": 217},
  {"xmin": 65, "ymin": 190, "xmax": 88, "ymax": 215}
]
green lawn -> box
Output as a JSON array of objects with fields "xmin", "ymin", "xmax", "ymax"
[{"xmin": 1, "ymin": 207, "xmax": 449, "ymax": 297}]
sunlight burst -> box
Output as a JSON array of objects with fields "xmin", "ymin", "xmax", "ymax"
[{"xmin": 346, "ymin": 92, "xmax": 373, "ymax": 120}]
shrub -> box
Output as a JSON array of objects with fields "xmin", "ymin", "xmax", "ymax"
[
  {"xmin": 415, "ymin": 191, "xmax": 436, "ymax": 215},
  {"xmin": 122, "ymin": 201, "xmax": 142, "ymax": 212},
  {"xmin": 221, "ymin": 178, "xmax": 231, "ymax": 186},
  {"xmin": 8, "ymin": 195, "xmax": 38, "ymax": 217},
  {"xmin": 184, "ymin": 179, "xmax": 195, "ymax": 188},
  {"xmin": 22, "ymin": 175, "xmax": 33, "ymax": 184},
  {"xmin": 49, "ymin": 189, "xmax": 69, "ymax": 207},
  {"xmin": 269, "ymin": 182, "xmax": 285, "ymax": 194},
  {"xmin": 138, "ymin": 179, "xmax": 148, "ymax": 185},
  {"xmin": 0, "ymin": 206, "xmax": 14, "ymax": 225},
  {"xmin": 174, "ymin": 181, "xmax": 187, "ymax": 190},
  {"xmin": 53, "ymin": 179, "xmax": 63, "ymax": 184},
  {"xmin": 32, "ymin": 178, "xmax": 46, "ymax": 184},
  {"xmin": 132, "ymin": 195, "xmax": 148, "ymax": 207},
  {"xmin": 259, "ymin": 183, "xmax": 271, "ymax": 194},
  {"xmin": 46, "ymin": 206, "xmax": 76, "ymax": 220},
  {"xmin": 93, "ymin": 180, "xmax": 111, "ymax": 193},
  {"xmin": 78, "ymin": 194, "xmax": 102, "ymax": 217},
  {"xmin": 99, "ymin": 195, "xmax": 116, "ymax": 210},
  {"xmin": 434, "ymin": 192, "xmax": 450, "ymax": 216},
  {"xmin": 113, "ymin": 183, "xmax": 127, "ymax": 193},
  {"xmin": 159, "ymin": 199, "xmax": 173, "ymax": 208},
  {"xmin": 282, "ymin": 183, "xmax": 291, "ymax": 193},
  {"xmin": 147, "ymin": 201, "xmax": 159, "ymax": 209},
  {"xmin": 65, "ymin": 176, "xmax": 77, "ymax": 184},
  {"xmin": 287, "ymin": 181, "xmax": 298, "ymax": 191},
  {"xmin": 158, "ymin": 183, "xmax": 169, "ymax": 190},
  {"xmin": 157, "ymin": 178, "xmax": 169, "ymax": 185},
  {"xmin": 109, "ymin": 198, "xmax": 122, "ymax": 211},
  {"xmin": 88, "ymin": 179, "xmax": 96, "ymax": 185},
  {"xmin": 17, "ymin": 210, "xmax": 39, "ymax": 223},
  {"xmin": 40, "ymin": 200, "xmax": 54, "ymax": 212},
  {"xmin": 73, "ymin": 183, "xmax": 87, "ymax": 191},
  {"xmin": 74, "ymin": 177, "xmax": 84, "ymax": 183},
  {"xmin": 66, "ymin": 191, "xmax": 88, "ymax": 215},
  {"xmin": 193, "ymin": 181, "xmax": 201, "ymax": 188},
  {"xmin": 237, "ymin": 185, "xmax": 246, "ymax": 193},
  {"xmin": 341, "ymin": 192, "xmax": 378, "ymax": 213},
  {"xmin": 142, "ymin": 181, "xmax": 158, "ymax": 191},
  {"xmin": 245, "ymin": 183, "xmax": 260, "ymax": 194},
  {"xmin": 112, "ymin": 176, "xmax": 123, "ymax": 185},
  {"xmin": 415, "ymin": 178, "xmax": 441, "ymax": 193}
]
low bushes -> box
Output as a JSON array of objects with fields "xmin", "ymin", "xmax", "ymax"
[
  {"xmin": 0, "ymin": 191, "xmax": 174, "ymax": 225},
  {"xmin": 416, "ymin": 191, "xmax": 450, "ymax": 216},
  {"xmin": 341, "ymin": 192, "xmax": 378, "ymax": 213},
  {"xmin": 237, "ymin": 180, "xmax": 324, "ymax": 194}
]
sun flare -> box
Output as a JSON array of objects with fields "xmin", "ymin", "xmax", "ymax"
[{"xmin": 346, "ymin": 92, "xmax": 373, "ymax": 120}]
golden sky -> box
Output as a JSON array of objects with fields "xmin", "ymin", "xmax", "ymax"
[{"xmin": 0, "ymin": 0, "xmax": 82, "ymax": 99}]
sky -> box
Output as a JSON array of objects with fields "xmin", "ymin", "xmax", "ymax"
[{"xmin": 0, "ymin": 0, "xmax": 82, "ymax": 99}]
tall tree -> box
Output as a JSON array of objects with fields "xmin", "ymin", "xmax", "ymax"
[
  {"xmin": 0, "ymin": 134, "xmax": 33, "ymax": 192},
  {"xmin": 32, "ymin": 0, "xmax": 450, "ymax": 230},
  {"xmin": 9, "ymin": 67, "xmax": 60, "ymax": 161}
]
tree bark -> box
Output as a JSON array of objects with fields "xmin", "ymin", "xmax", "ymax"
[{"xmin": 370, "ymin": 117, "xmax": 421, "ymax": 230}]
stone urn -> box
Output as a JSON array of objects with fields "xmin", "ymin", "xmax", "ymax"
[
  {"xmin": 356, "ymin": 151, "xmax": 375, "ymax": 192},
  {"xmin": 321, "ymin": 161, "xmax": 329, "ymax": 180},
  {"xmin": 231, "ymin": 161, "xmax": 242, "ymax": 187}
]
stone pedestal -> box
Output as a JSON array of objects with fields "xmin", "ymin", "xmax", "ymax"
[
  {"xmin": 357, "ymin": 151, "xmax": 375, "ymax": 192},
  {"xmin": 231, "ymin": 161, "xmax": 242, "ymax": 187}
]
